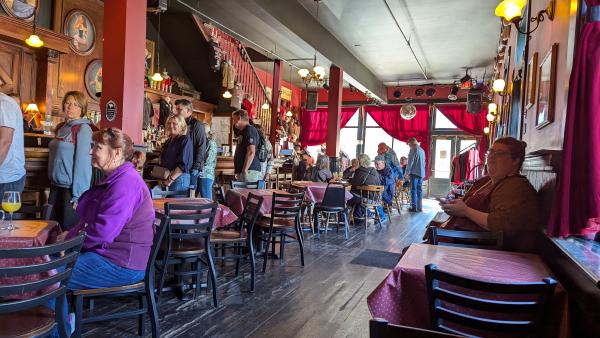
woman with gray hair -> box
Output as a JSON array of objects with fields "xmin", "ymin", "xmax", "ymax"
[
  {"xmin": 350, "ymin": 154, "xmax": 381, "ymax": 191},
  {"xmin": 306, "ymin": 154, "xmax": 333, "ymax": 182}
]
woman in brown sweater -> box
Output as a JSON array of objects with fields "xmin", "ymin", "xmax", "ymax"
[{"xmin": 439, "ymin": 137, "xmax": 539, "ymax": 237}]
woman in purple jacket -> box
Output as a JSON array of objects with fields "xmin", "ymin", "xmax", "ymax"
[{"xmin": 63, "ymin": 127, "xmax": 155, "ymax": 289}]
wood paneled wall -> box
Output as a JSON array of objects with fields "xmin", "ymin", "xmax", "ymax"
[{"xmin": 0, "ymin": 39, "xmax": 37, "ymax": 106}]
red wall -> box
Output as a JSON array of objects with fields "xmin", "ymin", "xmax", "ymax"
[
  {"xmin": 255, "ymin": 67, "xmax": 302, "ymax": 109},
  {"xmin": 386, "ymin": 84, "xmax": 469, "ymax": 102}
]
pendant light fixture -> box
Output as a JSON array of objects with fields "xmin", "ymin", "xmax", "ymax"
[
  {"xmin": 297, "ymin": 0, "xmax": 326, "ymax": 87},
  {"xmin": 223, "ymin": 89, "xmax": 232, "ymax": 99},
  {"xmin": 261, "ymin": 58, "xmax": 270, "ymax": 110},
  {"xmin": 25, "ymin": 0, "xmax": 43, "ymax": 48},
  {"xmin": 286, "ymin": 64, "xmax": 293, "ymax": 117},
  {"xmin": 151, "ymin": 13, "xmax": 164, "ymax": 82}
]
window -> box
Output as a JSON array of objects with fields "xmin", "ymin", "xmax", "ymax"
[{"xmin": 434, "ymin": 109, "xmax": 459, "ymax": 129}]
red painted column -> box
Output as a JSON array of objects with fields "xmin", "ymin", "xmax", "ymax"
[
  {"xmin": 100, "ymin": 0, "xmax": 146, "ymax": 144},
  {"xmin": 326, "ymin": 65, "xmax": 343, "ymax": 161},
  {"xmin": 269, "ymin": 59, "xmax": 282, "ymax": 146}
]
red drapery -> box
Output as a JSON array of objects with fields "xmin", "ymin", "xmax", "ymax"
[
  {"xmin": 300, "ymin": 107, "xmax": 358, "ymax": 147},
  {"xmin": 436, "ymin": 104, "xmax": 489, "ymax": 164},
  {"xmin": 548, "ymin": 1, "xmax": 600, "ymax": 237},
  {"xmin": 365, "ymin": 105, "xmax": 431, "ymax": 178}
]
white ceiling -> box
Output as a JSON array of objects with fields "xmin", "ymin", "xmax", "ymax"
[
  {"xmin": 298, "ymin": 0, "xmax": 500, "ymax": 85},
  {"xmin": 176, "ymin": 0, "xmax": 500, "ymax": 91}
]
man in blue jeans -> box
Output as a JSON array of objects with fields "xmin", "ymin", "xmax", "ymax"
[{"xmin": 404, "ymin": 137, "xmax": 426, "ymax": 212}]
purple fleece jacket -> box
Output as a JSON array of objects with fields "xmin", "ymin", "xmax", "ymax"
[{"xmin": 67, "ymin": 162, "xmax": 155, "ymax": 270}]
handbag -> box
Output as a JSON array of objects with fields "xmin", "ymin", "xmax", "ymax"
[{"xmin": 150, "ymin": 165, "xmax": 170, "ymax": 180}]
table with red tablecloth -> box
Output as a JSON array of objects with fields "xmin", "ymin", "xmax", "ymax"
[
  {"xmin": 0, "ymin": 220, "xmax": 60, "ymax": 299},
  {"xmin": 367, "ymin": 243, "xmax": 568, "ymax": 338},
  {"xmin": 225, "ymin": 189, "xmax": 288, "ymax": 216},
  {"xmin": 291, "ymin": 181, "xmax": 353, "ymax": 203},
  {"xmin": 153, "ymin": 197, "xmax": 238, "ymax": 229}
]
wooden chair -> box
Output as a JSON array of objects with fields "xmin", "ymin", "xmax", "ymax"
[
  {"xmin": 156, "ymin": 202, "xmax": 219, "ymax": 306},
  {"xmin": 287, "ymin": 185, "xmax": 313, "ymax": 234},
  {"xmin": 425, "ymin": 263, "xmax": 557, "ymax": 337},
  {"xmin": 211, "ymin": 192, "xmax": 263, "ymax": 291},
  {"xmin": 231, "ymin": 181, "xmax": 260, "ymax": 189},
  {"xmin": 11, "ymin": 204, "xmax": 53, "ymax": 220},
  {"xmin": 71, "ymin": 213, "xmax": 169, "ymax": 338},
  {"xmin": 313, "ymin": 183, "xmax": 350, "ymax": 239},
  {"xmin": 151, "ymin": 189, "xmax": 192, "ymax": 199},
  {"xmin": 0, "ymin": 232, "xmax": 85, "ymax": 338},
  {"xmin": 353, "ymin": 185, "xmax": 386, "ymax": 231},
  {"xmin": 430, "ymin": 228, "xmax": 504, "ymax": 250},
  {"xmin": 369, "ymin": 318, "xmax": 461, "ymax": 338},
  {"xmin": 257, "ymin": 191, "xmax": 306, "ymax": 272},
  {"xmin": 393, "ymin": 180, "xmax": 411, "ymax": 211}
]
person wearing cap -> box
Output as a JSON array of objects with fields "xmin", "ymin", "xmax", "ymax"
[
  {"xmin": 405, "ymin": 137, "xmax": 426, "ymax": 212},
  {"xmin": 374, "ymin": 155, "xmax": 395, "ymax": 207},
  {"xmin": 377, "ymin": 143, "xmax": 401, "ymax": 179}
]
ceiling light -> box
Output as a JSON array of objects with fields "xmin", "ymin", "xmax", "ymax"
[
  {"xmin": 459, "ymin": 69, "xmax": 473, "ymax": 89},
  {"xmin": 486, "ymin": 113, "xmax": 495, "ymax": 122},
  {"xmin": 488, "ymin": 102, "xmax": 498, "ymax": 113},
  {"xmin": 415, "ymin": 88, "xmax": 424, "ymax": 97},
  {"xmin": 152, "ymin": 12, "xmax": 165, "ymax": 82},
  {"xmin": 261, "ymin": 102, "xmax": 270, "ymax": 110},
  {"xmin": 484, "ymin": 126, "xmax": 490, "ymax": 134},
  {"xmin": 448, "ymin": 85, "xmax": 459, "ymax": 101},
  {"xmin": 25, "ymin": 0, "xmax": 43, "ymax": 48},
  {"xmin": 492, "ymin": 79, "xmax": 506, "ymax": 94},
  {"xmin": 298, "ymin": 0, "xmax": 326, "ymax": 87},
  {"xmin": 298, "ymin": 68, "xmax": 310, "ymax": 78},
  {"xmin": 495, "ymin": 0, "xmax": 555, "ymax": 35},
  {"xmin": 222, "ymin": 90, "xmax": 232, "ymax": 99}
]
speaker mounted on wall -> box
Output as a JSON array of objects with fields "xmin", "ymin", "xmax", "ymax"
[
  {"xmin": 306, "ymin": 90, "xmax": 318, "ymax": 111},
  {"xmin": 467, "ymin": 88, "xmax": 483, "ymax": 114}
]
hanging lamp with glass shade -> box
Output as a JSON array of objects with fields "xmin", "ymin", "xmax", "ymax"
[
  {"xmin": 223, "ymin": 89, "xmax": 232, "ymax": 99},
  {"xmin": 152, "ymin": 13, "xmax": 164, "ymax": 82},
  {"xmin": 286, "ymin": 64, "xmax": 293, "ymax": 117},
  {"xmin": 25, "ymin": 0, "xmax": 43, "ymax": 47},
  {"xmin": 261, "ymin": 58, "xmax": 270, "ymax": 110}
]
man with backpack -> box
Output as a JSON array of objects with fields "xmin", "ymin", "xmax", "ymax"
[
  {"xmin": 255, "ymin": 124, "xmax": 273, "ymax": 183},
  {"xmin": 232, "ymin": 109, "xmax": 262, "ymax": 182}
]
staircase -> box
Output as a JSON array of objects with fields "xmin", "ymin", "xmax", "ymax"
[{"xmin": 193, "ymin": 16, "xmax": 273, "ymax": 134}]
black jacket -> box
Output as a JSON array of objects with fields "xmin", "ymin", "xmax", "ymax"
[
  {"xmin": 186, "ymin": 117, "xmax": 207, "ymax": 171},
  {"xmin": 350, "ymin": 166, "xmax": 381, "ymax": 192}
]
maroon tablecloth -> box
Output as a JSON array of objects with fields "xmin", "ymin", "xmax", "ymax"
[
  {"xmin": 225, "ymin": 189, "xmax": 288, "ymax": 216},
  {"xmin": 0, "ymin": 220, "xmax": 59, "ymax": 300},
  {"xmin": 291, "ymin": 181, "xmax": 353, "ymax": 203},
  {"xmin": 367, "ymin": 244, "xmax": 568, "ymax": 338},
  {"xmin": 153, "ymin": 197, "xmax": 238, "ymax": 229}
]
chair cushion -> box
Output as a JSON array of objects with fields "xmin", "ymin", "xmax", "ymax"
[
  {"xmin": 257, "ymin": 217, "xmax": 296, "ymax": 228},
  {"xmin": 163, "ymin": 239, "xmax": 207, "ymax": 256},
  {"xmin": 211, "ymin": 229, "xmax": 247, "ymax": 242},
  {"xmin": 71, "ymin": 282, "xmax": 145, "ymax": 296},
  {"xmin": 0, "ymin": 306, "xmax": 55, "ymax": 338}
]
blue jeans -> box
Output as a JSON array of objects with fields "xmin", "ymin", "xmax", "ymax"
[
  {"xmin": 49, "ymin": 252, "xmax": 145, "ymax": 337},
  {"xmin": 189, "ymin": 170, "xmax": 200, "ymax": 189},
  {"xmin": 199, "ymin": 177, "xmax": 214, "ymax": 199},
  {"xmin": 410, "ymin": 174, "xmax": 423, "ymax": 210},
  {"xmin": 0, "ymin": 174, "xmax": 25, "ymax": 197},
  {"xmin": 168, "ymin": 173, "xmax": 190, "ymax": 192}
]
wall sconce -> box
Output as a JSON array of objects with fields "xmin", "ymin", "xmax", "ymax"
[
  {"xmin": 492, "ymin": 79, "xmax": 507, "ymax": 96},
  {"xmin": 495, "ymin": 0, "xmax": 555, "ymax": 35},
  {"xmin": 222, "ymin": 89, "xmax": 232, "ymax": 99},
  {"xmin": 484, "ymin": 126, "xmax": 491, "ymax": 134}
]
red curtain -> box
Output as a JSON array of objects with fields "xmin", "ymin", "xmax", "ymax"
[
  {"xmin": 365, "ymin": 105, "xmax": 431, "ymax": 178},
  {"xmin": 300, "ymin": 107, "xmax": 358, "ymax": 147},
  {"xmin": 548, "ymin": 1, "xmax": 600, "ymax": 237},
  {"xmin": 436, "ymin": 104, "xmax": 489, "ymax": 164}
]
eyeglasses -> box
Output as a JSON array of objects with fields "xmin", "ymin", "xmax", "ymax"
[{"xmin": 486, "ymin": 150, "xmax": 511, "ymax": 158}]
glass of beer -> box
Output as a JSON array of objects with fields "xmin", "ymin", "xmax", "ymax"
[{"xmin": 1, "ymin": 191, "xmax": 21, "ymax": 231}]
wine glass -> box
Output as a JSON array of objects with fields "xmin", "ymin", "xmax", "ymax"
[{"xmin": 1, "ymin": 191, "xmax": 21, "ymax": 231}]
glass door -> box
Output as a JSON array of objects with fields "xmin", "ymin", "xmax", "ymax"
[{"xmin": 429, "ymin": 137, "xmax": 453, "ymax": 197}]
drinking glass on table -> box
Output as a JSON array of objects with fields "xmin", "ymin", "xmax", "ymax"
[{"xmin": 1, "ymin": 191, "xmax": 21, "ymax": 231}]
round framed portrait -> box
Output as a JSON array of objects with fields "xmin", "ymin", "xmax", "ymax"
[
  {"xmin": 0, "ymin": 0, "xmax": 36, "ymax": 21},
  {"xmin": 84, "ymin": 59, "xmax": 102, "ymax": 100},
  {"xmin": 64, "ymin": 9, "xmax": 96, "ymax": 55}
]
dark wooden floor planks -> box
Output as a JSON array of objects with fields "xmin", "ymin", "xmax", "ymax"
[{"xmin": 82, "ymin": 200, "xmax": 440, "ymax": 338}]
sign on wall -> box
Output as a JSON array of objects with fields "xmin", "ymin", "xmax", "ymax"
[
  {"xmin": 281, "ymin": 86, "xmax": 292, "ymax": 101},
  {"xmin": 105, "ymin": 100, "xmax": 117, "ymax": 122}
]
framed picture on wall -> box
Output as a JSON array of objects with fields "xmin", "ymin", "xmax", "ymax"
[
  {"xmin": 0, "ymin": 0, "xmax": 35, "ymax": 21},
  {"xmin": 525, "ymin": 52, "xmax": 538, "ymax": 109},
  {"xmin": 536, "ymin": 43, "xmax": 558, "ymax": 129},
  {"xmin": 84, "ymin": 59, "xmax": 102, "ymax": 100},
  {"xmin": 145, "ymin": 40, "xmax": 155, "ymax": 76},
  {"xmin": 64, "ymin": 9, "xmax": 96, "ymax": 55}
]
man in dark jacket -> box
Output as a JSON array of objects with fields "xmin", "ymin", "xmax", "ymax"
[{"xmin": 175, "ymin": 99, "xmax": 207, "ymax": 191}]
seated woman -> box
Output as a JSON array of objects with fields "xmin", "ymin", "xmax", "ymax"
[
  {"xmin": 158, "ymin": 114, "xmax": 193, "ymax": 191},
  {"xmin": 63, "ymin": 127, "xmax": 155, "ymax": 289},
  {"xmin": 305, "ymin": 154, "xmax": 333, "ymax": 182},
  {"xmin": 348, "ymin": 154, "xmax": 381, "ymax": 218},
  {"xmin": 343, "ymin": 158, "xmax": 359, "ymax": 180},
  {"xmin": 374, "ymin": 155, "xmax": 395, "ymax": 207},
  {"xmin": 435, "ymin": 137, "xmax": 539, "ymax": 248}
]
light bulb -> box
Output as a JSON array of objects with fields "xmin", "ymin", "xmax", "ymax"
[
  {"xmin": 25, "ymin": 34, "xmax": 44, "ymax": 47},
  {"xmin": 495, "ymin": 0, "xmax": 526, "ymax": 22},
  {"xmin": 222, "ymin": 90, "xmax": 232, "ymax": 99},
  {"xmin": 486, "ymin": 113, "xmax": 495, "ymax": 122},
  {"xmin": 484, "ymin": 126, "xmax": 490, "ymax": 134},
  {"xmin": 26, "ymin": 103, "xmax": 40, "ymax": 112},
  {"xmin": 313, "ymin": 66, "xmax": 325, "ymax": 78},
  {"xmin": 488, "ymin": 102, "xmax": 497, "ymax": 113},
  {"xmin": 297, "ymin": 68, "xmax": 310, "ymax": 79},
  {"xmin": 152, "ymin": 72, "xmax": 163, "ymax": 82},
  {"xmin": 286, "ymin": 111, "xmax": 293, "ymax": 117},
  {"xmin": 492, "ymin": 79, "xmax": 506, "ymax": 93},
  {"xmin": 261, "ymin": 102, "xmax": 270, "ymax": 110}
]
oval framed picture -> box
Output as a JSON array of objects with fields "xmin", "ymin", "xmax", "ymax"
[
  {"xmin": 64, "ymin": 9, "xmax": 96, "ymax": 55},
  {"xmin": 0, "ymin": 0, "xmax": 36, "ymax": 21},
  {"xmin": 84, "ymin": 59, "xmax": 102, "ymax": 100}
]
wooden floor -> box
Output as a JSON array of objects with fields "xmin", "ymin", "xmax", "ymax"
[{"xmin": 83, "ymin": 200, "xmax": 440, "ymax": 338}]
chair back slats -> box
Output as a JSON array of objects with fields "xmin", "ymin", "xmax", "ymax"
[
  {"xmin": 425, "ymin": 264, "xmax": 557, "ymax": 337},
  {"xmin": 431, "ymin": 228, "xmax": 504, "ymax": 250},
  {"xmin": 357, "ymin": 185, "xmax": 384, "ymax": 205},
  {"xmin": 271, "ymin": 192, "xmax": 304, "ymax": 220},
  {"xmin": 369, "ymin": 318, "xmax": 462, "ymax": 338},
  {"xmin": 164, "ymin": 202, "xmax": 217, "ymax": 239},
  {"xmin": 321, "ymin": 183, "xmax": 347, "ymax": 208},
  {"xmin": 147, "ymin": 212, "xmax": 170, "ymax": 281},
  {"xmin": 0, "ymin": 232, "xmax": 85, "ymax": 313},
  {"xmin": 152, "ymin": 190, "xmax": 192, "ymax": 199},
  {"xmin": 231, "ymin": 181, "xmax": 260, "ymax": 189},
  {"xmin": 239, "ymin": 193, "xmax": 264, "ymax": 232}
]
